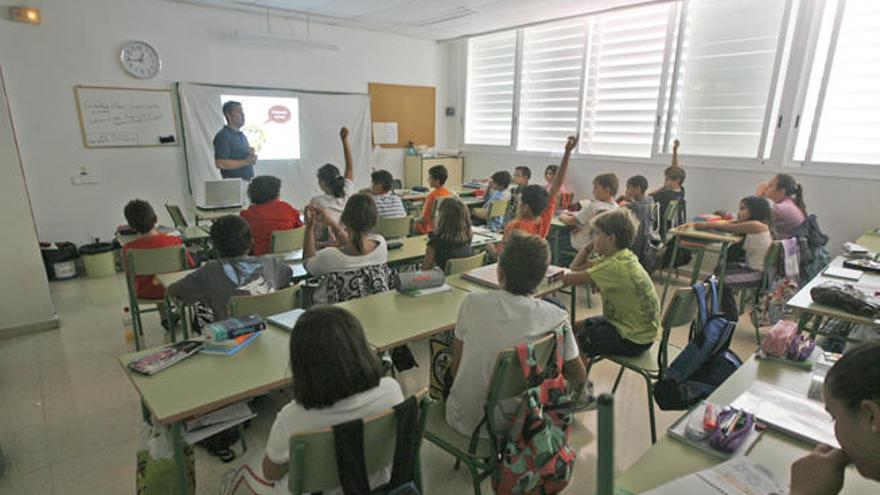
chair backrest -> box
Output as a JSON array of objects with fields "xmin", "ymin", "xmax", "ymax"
[
  {"xmin": 125, "ymin": 245, "xmax": 188, "ymax": 277},
  {"xmin": 657, "ymin": 286, "xmax": 700, "ymax": 371},
  {"xmin": 444, "ymin": 251, "xmax": 485, "ymax": 276},
  {"xmin": 289, "ymin": 390, "xmax": 430, "ymax": 495},
  {"xmin": 484, "ymin": 331, "xmax": 559, "ymax": 433},
  {"xmin": 488, "ymin": 198, "xmax": 510, "ymax": 219},
  {"xmin": 271, "ymin": 228, "xmax": 306, "ymax": 254},
  {"xmin": 165, "ymin": 203, "xmax": 188, "ymax": 229},
  {"xmin": 391, "ymin": 179, "xmax": 403, "ymax": 190},
  {"xmin": 228, "ymin": 284, "xmax": 300, "ymax": 318},
  {"xmin": 596, "ymin": 393, "xmax": 615, "ymax": 495},
  {"xmin": 661, "ymin": 200, "xmax": 681, "ymax": 239},
  {"xmin": 377, "ymin": 216, "xmax": 413, "ymax": 239}
]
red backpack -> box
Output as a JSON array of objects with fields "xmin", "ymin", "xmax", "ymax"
[{"xmin": 492, "ymin": 328, "xmax": 576, "ymax": 494}]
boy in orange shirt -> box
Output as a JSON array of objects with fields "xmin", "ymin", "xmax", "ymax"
[
  {"xmin": 503, "ymin": 135, "xmax": 577, "ymax": 241},
  {"xmin": 414, "ymin": 165, "xmax": 452, "ymax": 235}
]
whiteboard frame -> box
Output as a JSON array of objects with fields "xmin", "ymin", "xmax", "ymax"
[{"xmin": 73, "ymin": 85, "xmax": 181, "ymax": 149}]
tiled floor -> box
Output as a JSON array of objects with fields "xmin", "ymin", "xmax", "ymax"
[{"xmin": 0, "ymin": 271, "xmax": 759, "ymax": 494}]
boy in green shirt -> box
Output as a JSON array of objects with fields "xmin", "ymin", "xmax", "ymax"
[{"xmin": 562, "ymin": 208, "xmax": 661, "ymax": 371}]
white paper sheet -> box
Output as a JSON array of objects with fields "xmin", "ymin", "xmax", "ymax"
[{"xmin": 372, "ymin": 122, "xmax": 398, "ymax": 144}]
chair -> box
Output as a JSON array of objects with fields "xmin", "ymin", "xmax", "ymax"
[
  {"xmin": 486, "ymin": 199, "xmax": 509, "ymax": 231},
  {"xmin": 424, "ymin": 331, "xmax": 559, "ymax": 495},
  {"xmin": 377, "ymin": 216, "xmax": 413, "ymax": 239},
  {"xmin": 596, "ymin": 393, "xmax": 615, "ymax": 495},
  {"xmin": 288, "ymin": 390, "xmax": 430, "ymax": 495},
  {"xmin": 271, "ymin": 228, "xmax": 305, "ymax": 254},
  {"xmin": 228, "ymin": 284, "xmax": 301, "ymax": 318},
  {"xmin": 585, "ymin": 286, "xmax": 700, "ymax": 444},
  {"xmin": 740, "ymin": 241, "xmax": 783, "ymax": 343},
  {"xmin": 659, "ymin": 200, "xmax": 680, "ymax": 242},
  {"xmin": 165, "ymin": 203, "xmax": 188, "ymax": 229},
  {"xmin": 445, "ymin": 252, "xmax": 486, "ymax": 276},
  {"xmin": 125, "ymin": 245, "xmax": 189, "ymax": 350}
]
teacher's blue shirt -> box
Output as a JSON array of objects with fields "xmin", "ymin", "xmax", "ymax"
[{"xmin": 213, "ymin": 126, "xmax": 254, "ymax": 180}]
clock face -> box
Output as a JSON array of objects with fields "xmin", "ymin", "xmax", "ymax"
[{"xmin": 120, "ymin": 41, "xmax": 160, "ymax": 79}]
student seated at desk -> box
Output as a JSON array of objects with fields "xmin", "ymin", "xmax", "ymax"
[
  {"xmin": 370, "ymin": 169, "xmax": 406, "ymax": 218},
  {"xmin": 422, "ymin": 197, "xmax": 475, "ymax": 272},
  {"xmin": 121, "ymin": 199, "xmax": 193, "ymax": 300},
  {"xmin": 167, "ymin": 215, "xmax": 292, "ymax": 325},
  {"xmin": 502, "ymin": 135, "xmax": 577, "ymax": 242},
  {"xmin": 558, "ymin": 172, "xmax": 618, "ymax": 253},
  {"xmin": 756, "ymin": 173, "xmax": 807, "ymax": 239},
  {"xmin": 649, "ymin": 160, "xmax": 686, "ymax": 236},
  {"xmin": 303, "ymin": 193, "xmax": 389, "ymax": 303},
  {"xmin": 414, "ymin": 165, "xmax": 452, "ymax": 235},
  {"xmin": 504, "ymin": 166, "xmax": 531, "ymax": 224},
  {"xmin": 790, "ymin": 342, "xmax": 880, "ymax": 495},
  {"xmin": 240, "ymin": 175, "xmax": 303, "ymax": 255},
  {"xmin": 562, "ymin": 208, "xmax": 660, "ymax": 409},
  {"xmin": 263, "ymin": 306, "xmax": 405, "ymax": 494},
  {"xmin": 621, "ymin": 175, "xmax": 658, "ymax": 273},
  {"xmin": 471, "ymin": 171, "xmax": 511, "ymax": 231},
  {"xmin": 685, "ymin": 195, "xmax": 772, "ymax": 321},
  {"xmin": 445, "ymin": 232, "xmax": 587, "ymax": 436},
  {"xmin": 308, "ymin": 127, "xmax": 354, "ymax": 234}
]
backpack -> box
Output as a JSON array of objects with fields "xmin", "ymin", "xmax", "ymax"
[
  {"xmin": 653, "ymin": 277, "xmax": 743, "ymax": 410},
  {"xmin": 492, "ymin": 329, "xmax": 576, "ymax": 494},
  {"xmin": 790, "ymin": 214, "xmax": 831, "ymax": 282}
]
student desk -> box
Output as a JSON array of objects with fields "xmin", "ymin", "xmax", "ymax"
[
  {"xmin": 856, "ymin": 230, "xmax": 880, "ymax": 253},
  {"xmin": 615, "ymin": 357, "xmax": 875, "ymax": 494},
  {"xmin": 786, "ymin": 256, "xmax": 880, "ymax": 340},
  {"xmin": 660, "ymin": 226, "xmax": 744, "ymax": 304},
  {"xmin": 194, "ymin": 206, "xmax": 243, "ymax": 225}
]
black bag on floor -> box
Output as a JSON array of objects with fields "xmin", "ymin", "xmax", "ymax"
[{"xmin": 653, "ymin": 278, "xmax": 742, "ymax": 410}]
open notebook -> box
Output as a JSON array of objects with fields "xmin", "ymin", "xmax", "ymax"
[
  {"xmin": 643, "ymin": 457, "xmax": 788, "ymax": 495},
  {"xmin": 461, "ymin": 263, "xmax": 565, "ymax": 289}
]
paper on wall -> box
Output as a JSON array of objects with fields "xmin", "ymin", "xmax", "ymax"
[{"xmin": 372, "ymin": 122, "xmax": 398, "ymax": 145}]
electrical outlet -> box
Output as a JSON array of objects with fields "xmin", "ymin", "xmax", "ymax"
[{"xmin": 71, "ymin": 174, "xmax": 99, "ymax": 185}]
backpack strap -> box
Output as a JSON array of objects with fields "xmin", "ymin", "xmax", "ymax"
[
  {"xmin": 549, "ymin": 325, "xmax": 565, "ymax": 377},
  {"xmin": 516, "ymin": 341, "xmax": 541, "ymax": 385},
  {"xmin": 332, "ymin": 419, "xmax": 371, "ymax": 495},
  {"xmin": 707, "ymin": 276, "xmax": 721, "ymax": 316},
  {"xmin": 692, "ymin": 282, "xmax": 709, "ymax": 329},
  {"xmin": 387, "ymin": 396, "xmax": 420, "ymax": 489}
]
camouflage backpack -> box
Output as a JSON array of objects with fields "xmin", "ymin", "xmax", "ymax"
[{"xmin": 491, "ymin": 328, "xmax": 576, "ymax": 494}]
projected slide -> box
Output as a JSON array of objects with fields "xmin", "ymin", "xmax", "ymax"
[{"xmin": 221, "ymin": 94, "xmax": 300, "ymax": 160}]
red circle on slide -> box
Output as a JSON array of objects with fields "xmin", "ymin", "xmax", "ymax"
[{"xmin": 267, "ymin": 105, "xmax": 291, "ymax": 124}]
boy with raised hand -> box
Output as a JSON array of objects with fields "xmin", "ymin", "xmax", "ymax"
[
  {"xmin": 562, "ymin": 208, "xmax": 661, "ymax": 409},
  {"xmin": 446, "ymin": 232, "xmax": 588, "ymax": 435},
  {"xmin": 504, "ymin": 135, "xmax": 578, "ymax": 240}
]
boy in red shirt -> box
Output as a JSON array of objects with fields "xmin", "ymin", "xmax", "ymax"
[
  {"xmin": 121, "ymin": 199, "xmax": 191, "ymax": 300},
  {"xmin": 503, "ymin": 135, "xmax": 577, "ymax": 241},
  {"xmin": 240, "ymin": 175, "xmax": 304, "ymax": 255},
  {"xmin": 414, "ymin": 165, "xmax": 452, "ymax": 235}
]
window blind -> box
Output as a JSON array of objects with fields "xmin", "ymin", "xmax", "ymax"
[
  {"xmin": 580, "ymin": 3, "xmax": 673, "ymax": 157},
  {"xmin": 464, "ymin": 31, "xmax": 517, "ymax": 146},
  {"xmin": 517, "ymin": 19, "xmax": 588, "ymax": 152},
  {"xmin": 669, "ymin": 0, "xmax": 787, "ymax": 157},
  {"xmin": 810, "ymin": 0, "xmax": 880, "ymax": 164}
]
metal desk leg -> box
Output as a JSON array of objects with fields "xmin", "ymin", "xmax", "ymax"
[
  {"xmin": 689, "ymin": 249, "xmax": 705, "ymax": 286},
  {"xmin": 660, "ymin": 237, "xmax": 680, "ymax": 305},
  {"xmin": 716, "ymin": 241, "xmax": 731, "ymax": 296},
  {"xmin": 170, "ymin": 422, "xmax": 191, "ymax": 495}
]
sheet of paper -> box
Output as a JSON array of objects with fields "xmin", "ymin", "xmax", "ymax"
[
  {"xmin": 643, "ymin": 457, "xmax": 789, "ymax": 495},
  {"xmin": 372, "ymin": 122, "xmax": 398, "ymax": 145},
  {"xmin": 730, "ymin": 381, "xmax": 839, "ymax": 448}
]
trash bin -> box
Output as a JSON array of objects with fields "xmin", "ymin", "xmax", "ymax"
[
  {"xmin": 39, "ymin": 242, "xmax": 79, "ymax": 280},
  {"xmin": 79, "ymin": 242, "xmax": 117, "ymax": 278}
]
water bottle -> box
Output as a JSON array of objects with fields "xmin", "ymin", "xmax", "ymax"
[{"xmin": 122, "ymin": 307, "xmax": 134, "ymax": 344}]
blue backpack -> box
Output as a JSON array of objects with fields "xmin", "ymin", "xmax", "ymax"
[{"xmin": 653, "ymin": 277, "xmax": 743, "ymax": 410}]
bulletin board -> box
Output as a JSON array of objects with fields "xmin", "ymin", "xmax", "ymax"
[
  {"xmin": 74, "ymin": 85, "xmax": 179, "ymax": 148},
  {"xmin": 368, "ymin": 82, "xmax": 435, "ymax": 148}
]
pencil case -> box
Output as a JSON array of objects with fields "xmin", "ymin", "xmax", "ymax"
[{"xmin": 708, "ymin": 409, "xmax": 754, "ymax": 454}]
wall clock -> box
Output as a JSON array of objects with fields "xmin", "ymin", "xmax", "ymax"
[{"xmin": 120, "ymin": 41, "xmax": 161, "ymax": 79}]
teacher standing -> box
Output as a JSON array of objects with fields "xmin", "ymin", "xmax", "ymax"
[{"xmin": 214, "ymin": 100, "xmax": 256, "ymax": 180}]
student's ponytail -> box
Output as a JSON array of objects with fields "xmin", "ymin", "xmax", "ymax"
[
  {"xmin": 330, "ymin": 175, "xmax": 346, "ymax": 198},
  {"xmin": 317, "ymin": 164, "xmax": 347, "ymax": 198},
  {"xmin": 794, "ymin": 183, "xmax": 806, "ymax": 214}
]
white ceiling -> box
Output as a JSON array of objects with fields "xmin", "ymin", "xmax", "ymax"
[{"xmin": 167, "ymin": 0, "xmax": 653, "ymax": 40}]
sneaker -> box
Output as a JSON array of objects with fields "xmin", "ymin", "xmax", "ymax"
[{"xmin": 573, "ymin": 381, "xmax": 597, "ymax": 412}]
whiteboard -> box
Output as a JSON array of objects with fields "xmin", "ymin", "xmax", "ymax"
[{"xmin": 74, "ymin": 86, "xmax": 180, "ymax": 148}]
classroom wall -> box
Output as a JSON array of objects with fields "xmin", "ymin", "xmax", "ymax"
[
  {"xmin": 439, "ymin": 42, "xmax": 880, "ymax": 254},
  {"xmin": 0, "ymin": 0, "xmax": 443, "ymax": 244},
  {"xmin": 0, "ymin": 67, "xmax": 56, "ymax": 335}
]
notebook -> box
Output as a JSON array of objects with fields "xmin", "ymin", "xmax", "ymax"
[
  {"xmin": 127, "ymin": 340, "xmax": 203, "ymax": 376},
  {"xmin": 462, "ymin": 263, "xmax": 565, "ymax": 289},
  {"xmin": 267, "ymin": 308, "xmax": 306, "ymax": 332},
  {"xmin": 823, "ymin": 265, "xmax": 863, "ymax": 281},
  {"xmin": 200, "ymin": 332, "xmax": 261, "ymax": 356},
  {"xmin": 643, "ymin": 457, "xmax": 788, "ymax": 495}
]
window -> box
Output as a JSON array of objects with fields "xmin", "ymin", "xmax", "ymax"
[
  {"xmin": 580, "ymin": 2, "xmax": 674, "ymax": 157},
  {"xmin": 666, "ymin": 0, "xmax": 789, "ymax": 158},
  {"xmin": 798, "ymin": 0, "xmax": 880, "ymax": 165},
  {"xmin": 517, "ymin": 19, "xmax": 588, "ymax": 152},
  {"xmin": 464, "ymin": 31, "xmax": 517, "ymax": 146}
]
